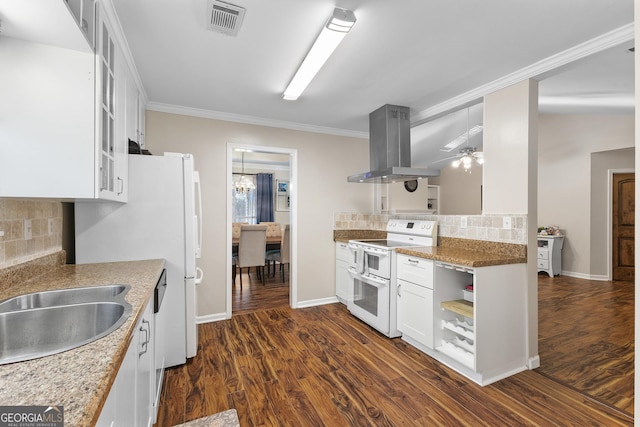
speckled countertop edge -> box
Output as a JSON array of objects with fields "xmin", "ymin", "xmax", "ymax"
[
  {"xmin": 395, "ymin": 246, "xmax": 526, "ymax": 267},
  {"xmin": 334, "ymin": 231, "xmax": 527, "ymax": 267},
  {"xmin": 333, "ymin": 229, "xmax": 387, "ymax": 243},
  {"xmin": 0, "ymin": 259, "xmax": 165, "ymax": 427}
]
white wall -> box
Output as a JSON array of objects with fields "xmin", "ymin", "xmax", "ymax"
[
  {"xmin": 145, "ymin": 111, "xmax": 370, "ymax": 317},
  {"xmin": 387, "ymin": 179, "xmax": 429, "ymax": 212},
  {"xmin": 634, "ymin": 2, "xmax": 639, "ymax": 417},
  {"xmin": 429, "ymin": 163, "xmax": 483, "ymax": 214},
  {"xmin": 538, "ymin": 114, "xmax": 634, "ymax": 277}
]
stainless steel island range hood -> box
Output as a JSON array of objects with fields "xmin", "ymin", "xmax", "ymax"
[{"xmin": 348, "ymin": 104, "xmax": 440, "ymax": 183}]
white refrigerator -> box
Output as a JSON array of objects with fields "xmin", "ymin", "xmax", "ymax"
[{"xmin": 75, "ymin": 152, "xmax": 203, "ymax": 368}]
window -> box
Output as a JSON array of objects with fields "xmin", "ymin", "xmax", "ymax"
[{"xmin": 232, "ymin": 173, "xmax": 257, "ymax": 223}]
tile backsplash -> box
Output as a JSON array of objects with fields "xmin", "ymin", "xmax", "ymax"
[
  {"xmin": 334, "ymin": 212, "xmax": 527, "ymax": 244},
  {"xmin": 0, "ymin": 199, "xmax": 63, "ymax": 269}
]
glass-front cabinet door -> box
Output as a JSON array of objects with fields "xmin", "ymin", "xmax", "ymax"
[
  {"xmin": 96, "ymin": 3, "xmax": 126, "ymax": 201},
  {"xmin": 98, "ymin": 13, "xmax": 115, "ymax": 194}
]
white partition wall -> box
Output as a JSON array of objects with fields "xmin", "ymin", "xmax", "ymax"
[{"xmin": 483, "ymin": 79, "xmax": 540, "ymax": 367}]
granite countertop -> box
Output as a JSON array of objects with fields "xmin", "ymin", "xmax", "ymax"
[
  {"xmin": 0, "ymin": 259, "xmax": 165, "ymax": 427},
  {"xmin": 333, "ymin": 229, "xmax": 387, "ymax": 243},
  {"xmin": 395, "ymin": 246, "xmax": 526, "ymax": 267}
]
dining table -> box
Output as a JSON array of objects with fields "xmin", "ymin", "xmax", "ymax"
[{"xmin": 232, "ymin": 235, "xmax": 281, "ymax": 247}]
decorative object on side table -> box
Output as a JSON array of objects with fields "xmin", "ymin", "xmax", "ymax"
[{"xmin": 538, "ymin": 225, "xmax": 561, "ymax": 236}]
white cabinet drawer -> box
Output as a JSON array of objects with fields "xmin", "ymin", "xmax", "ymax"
[
  {"xmin": 335, "ymin": 242, "xmax": 353, "ymax": 263},
  {"xmin": 537, "ymin": 249, "xmax": 549, "ymax": 260},
  {"xmin": 537, "ymin": 259, "xmax": 549, "ymax": 269},
  {"xmin": 397, "ymin": 254, "xmax": 433, "ymax": 288}
]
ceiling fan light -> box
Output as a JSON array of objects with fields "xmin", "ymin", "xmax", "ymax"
[
  {"xmin": 451, "ymin": 159, "xmax": 461, "ymax": 168},
  {"xmin": 476, "ymin": 157, "xmax": 484, "ymax": 165}
]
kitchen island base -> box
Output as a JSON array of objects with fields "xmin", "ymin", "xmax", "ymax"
[{"xmin": 395, "ymin": 243, "xmax": 531, "ymax": 386}]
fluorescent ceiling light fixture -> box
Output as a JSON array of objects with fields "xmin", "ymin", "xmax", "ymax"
[
  {"xmin": 440, "ymin": 125, "xmax": 483, "ymax": 152},
  {"xmin": 282, "ymin": 8, "xmax": 356, "ymax": 101}
]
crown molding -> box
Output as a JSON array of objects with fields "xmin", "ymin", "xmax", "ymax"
[
  {"xmin": 146, "ymin": 102, "xmax": 368, "ymax": 139},
  {"xmin": 145, "ymin": 23, "xmax": 633, "ymax": 135},
  {"xmin": 411, "ymin": 23, "xmax": 635, "ymax": 126},
  {"xmin": 101, "ymin": 0, "xmax": 148, "ymax": 103}
]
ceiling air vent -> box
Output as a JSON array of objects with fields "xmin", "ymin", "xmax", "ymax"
[{"xmin": 207, "ymin": 0, "xmax": 246, "ymax": 36}]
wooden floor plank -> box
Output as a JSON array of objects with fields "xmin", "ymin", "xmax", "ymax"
[
  {"xmin": 154, "ymin": 272, "xmax": 633, "ymax": 426},
  {"xmin": 155, "ymin": 367, "xmax": 186, "ymax": 426},
  {"xmin": 537, "ymin": 274, "xmax": 634, "ymax": 415}
]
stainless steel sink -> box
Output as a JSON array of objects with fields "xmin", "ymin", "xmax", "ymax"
[
  {"xmin": 0, "ymin": 284, "xmax": 129, "ymax": 313},
  {"xmin": 0, "ymin": 302, "xmax": 132, "ymax": 365},
  {"xmin": 0, "ymin": 285, "xmax": 132, "ymax": 365}
]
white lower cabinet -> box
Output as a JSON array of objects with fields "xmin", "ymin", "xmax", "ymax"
[
  {"xmin": 433, "ymin": 262, "xmax": 528, "ymax": 385},
  {"xmin": 335, "ymin": 242, "xmax": 352, "ymax": 304},
  {"xmin": 97, "ymin": 300, "xmax": 155, "ymax": 427},
  {"xmin": 395, "ymin": 253, "xmax": 528, "ymax": 386},
  {"xmin": 396, "ymin": 255, "xmax": 434, "ymax": 350}
]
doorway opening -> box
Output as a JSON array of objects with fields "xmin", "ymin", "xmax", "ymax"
[{"xmin": 226, "ymin": 143, "xmax": 298, "ymax": 318}]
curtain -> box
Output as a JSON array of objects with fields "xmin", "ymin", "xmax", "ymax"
[{"xmin": 256, "ymin": 173, "xmax": 274, "ymax": 223}]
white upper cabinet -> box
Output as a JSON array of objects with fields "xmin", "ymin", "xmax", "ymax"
[
  {"xmin": 0, "ymin": 0, "xmax": 143, "ymax": 201},
  {"xmin": 96, "ymin": 3, "xmax": 127, "ymax": 201},
  {"xmin": 64, "ymin": 0, "xmax": 97, "ymax": 51}
]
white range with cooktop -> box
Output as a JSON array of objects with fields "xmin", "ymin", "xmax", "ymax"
[{"xmin": 347, "ymin": 220, "xmax": 437, "ymax": 337}]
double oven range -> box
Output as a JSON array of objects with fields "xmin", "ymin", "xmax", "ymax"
[{"xmin": 347, "ymin": 220, "xmax": 437, "ymax": 337}]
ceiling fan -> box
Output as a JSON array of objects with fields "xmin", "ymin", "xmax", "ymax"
[
  {"xmin": 451, "ymin": 146, "xmax": 484, "ymax": 170},
  {"xmin": 429, "ymin": 145, "xmax": 484, "ymax": 173},
  {"xmin": 430, "ymin": 107, "xmax": 484, "ymax": 173}
]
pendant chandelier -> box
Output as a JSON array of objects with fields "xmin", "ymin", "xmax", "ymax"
[{"xmin": 234, "ymin": 152, "xmax": 255, "ymax": 193}]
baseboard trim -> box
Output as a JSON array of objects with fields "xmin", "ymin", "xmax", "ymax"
[
  {"xmin": 196, "ymin": 312, "xmax": 228, "ymax": 324},
  {"xmin": 527, "ymin": 355, "xmax": 541, "ymax": 369},
  {"xmin": 296, "ymin": 296, "xmax": 340, "ymax": 309},
  {"xmin": 560, "ymin": 271, "xmax": 611, "ymax": 281}
]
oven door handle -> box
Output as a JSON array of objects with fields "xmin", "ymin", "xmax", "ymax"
[
  {"xmin": 348, "ymin": 268, "xmax": 388, "ymax": 289},
  {"xmin": 363, "ymin": 248, "xmax": 389, "ymax": 258}
]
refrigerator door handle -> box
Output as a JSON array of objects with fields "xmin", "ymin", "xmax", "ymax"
[
  {"xmin": 193, "ymin": 170, "xmax": 203, "ymax": 258},
  {"xmin": 195, "ymin": 267, "xmax": 204, "ymax": 285}
]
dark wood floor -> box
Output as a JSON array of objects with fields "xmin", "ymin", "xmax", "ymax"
[
  {"xmin": 537, "ymin": 273, "xmax": 634, "ymax": 416},
  {"xmin": 232, "ymin": 267, "xmax": 290, "ymax": 315},
  {"xmin": 155, "ymin": 269, "xmax": 634, "ymax": 426}
]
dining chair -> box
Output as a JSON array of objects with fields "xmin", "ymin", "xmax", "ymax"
[
  {"xmin": 262, "ymin": 222, "xmax": 281, "ymax": 276},
  {"xmin": 265, "ymin": 224, "xmax": 290, "ymax": 282},
  {"xmin": 232, "ymin": 224, "xmax": 267, "ymax": 289}
]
